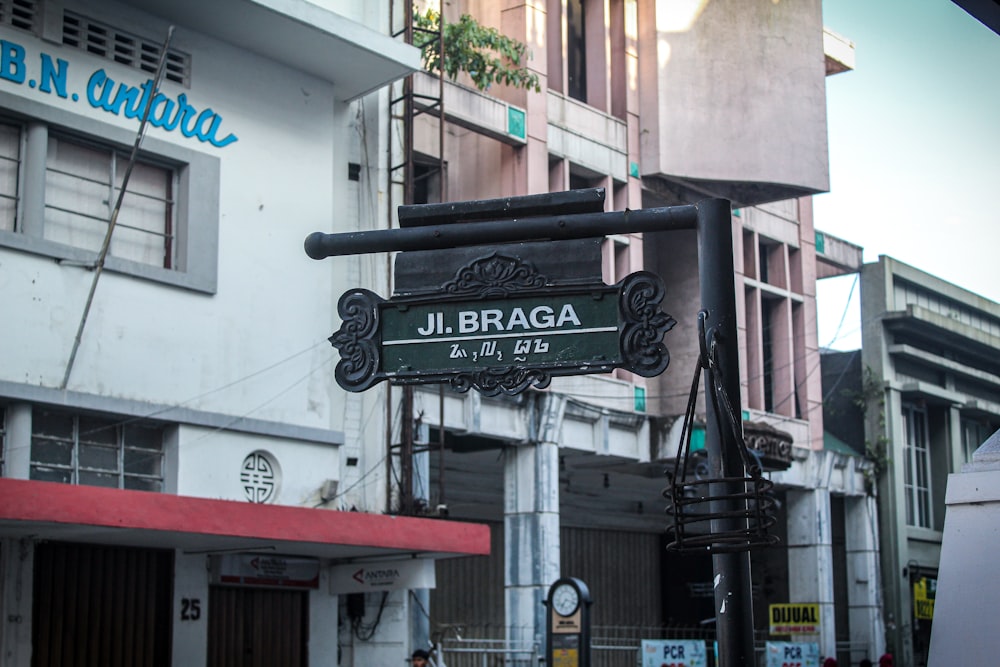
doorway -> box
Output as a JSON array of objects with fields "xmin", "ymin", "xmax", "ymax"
[{"xmin": 207, "ymin": 585, "xmax": 308, "ymax": 667}]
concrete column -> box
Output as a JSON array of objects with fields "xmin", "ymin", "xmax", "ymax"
[
  {"xmin": 504, "ymin": 393, "xmax": 563, "ymax": 651},
  {"xmin": 948, "ymin": 404, "xmax": 964, "ymax": 473},
  {"xmin": 410, "ymin": 427, "xmax": 431, "ymax": 653},
  {"xmin": 621, "ymin": 0, "xmax": 641, "ymax": 209},
  {"xmin": 21, "ymin": 123, "xmax": 46, "ymax": 238},
  {"xmin": 786, "ymin": 487, "xmax": 836, "ymax": 657},
  {"xmin": 171, "ymin": 553, "xmax": 209, "ymax": 667},
  {"xmin": 0, "ymin": 538, "xmax": 34, "ymax": 667},
  {"xmin": 344, "ymin": 590, "xmax": 409, "ymax": 667},
  {"xmin": 844, "ymin": 495, "xmax": 886, "ymax": 661},
  {"xmin": 877, "ymin": 385, "xmax": 913, "ymax": 666},
  {"xmin": 584, "ymin": 0, "xmax": 611, "ymax": 112},
  {"xmin": 310, "ymin": 568, "xmax": 342, "ymax": 667},
  {"xmin": 499, "ymin": 1, "xmax": 549, "ymax": 195},
  {"xmin": 4, "ymin": 404, "xmax": 31, "ymax": 479}
]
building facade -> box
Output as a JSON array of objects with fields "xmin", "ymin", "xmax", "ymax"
[
  {"xmin": 399, "ymin": 1, "xmax": 884, "ymax": 665},
  {"xmin": 0, "ymin": 1, "xmax": 490, "ymax": 666},
  {"xmin": 860, "ymin": 255, "xmax": 1000, "ymax": 666}
]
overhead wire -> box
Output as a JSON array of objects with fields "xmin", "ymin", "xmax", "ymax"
[
  {"xmin": 67, "ymin": 338, "xmax": 333, "ymax": 439},
  {"xmin": 183, "ymin": 351, "xmax": 338, "ymax": 448},
  {"xmin": 822, "ymin": 273, "xmax": 860, "ymax": 348},
  {"xmin": 4, "ymin": 338, "xmax": 339, "ymax": 496},
  {"xmin": 60, "ymin": 26, "xmax": 176, "ymax": 390}
]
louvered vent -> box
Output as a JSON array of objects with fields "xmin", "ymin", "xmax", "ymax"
[
  {"xmin": 0, "ymin": 0, "xmax": 37, "ymax": 32},
  {"xmin": 62, "ymin": 11, "xmax": 190, "ymax": 86}
]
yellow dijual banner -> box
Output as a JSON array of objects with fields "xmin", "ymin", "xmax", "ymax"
[{"xmin": 769, "ymin": 603, "xmax": 820, "ymax": 635}]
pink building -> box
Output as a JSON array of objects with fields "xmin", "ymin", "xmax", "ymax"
[{"xmin": 397, "ymin": 1, "xmax": 883, "ymax": 665}]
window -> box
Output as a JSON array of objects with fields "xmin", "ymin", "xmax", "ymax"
[
  {"xmin": 30, "ymin": 408, "xmax": 165, "ymax": 492},
  {"xmin": 902, "ymin": 402, "xmax": 932, "ymax": 528},
  {"xmin": 961, "ymin": 417, "xmax": 992, "ymax": 463},
  {"xmin": 0, "ymin": 121, "xmax": 19, "ymax": 231},
  {"xmin": 0, "ymin": 91, "xmax": 220, "ymax": 292},
  {"xmin": 1, "ymin": 406, "xmax": 6, "ymax": 477},
  {"xmin": 45, "ymin": 133, "xmax": 175, "ymax": 268},
  {"xmin": 0, "ymin": 0, "xmax": 36, "ymax": 32},
  {"xmin": 566, "ymin": 0, "xmax": 587, "ymax": 102},
  {"xmin": 62, "ymin": 10, "xmax": 191, "ymax": 86},
  {"xmin": 413, "ymin": 158, "xmax": 445, "ymax": 205},
  {"xmin": 758, "ymin": 242, "xmax": 771, "ymax": 283},
  {"xmin": 761, "ymin": 299, "xmax": 776, "ymax": 413}
]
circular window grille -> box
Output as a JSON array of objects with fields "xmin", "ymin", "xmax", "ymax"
[{"xmin": 240, "ymin": 451, "xmax": 280, "ymax": 503}]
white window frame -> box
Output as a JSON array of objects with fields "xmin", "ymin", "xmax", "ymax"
[
  {"xmin": 902, "ymin": 402, "xmax": 932, "ymax": 529},
  {"xmin": 43, "ymin": 130, "xmax": 177, "ymax": 268},
  {"xmin": 961, "ymin": 417, "xmax": 992, "ymax": 464},
  {"xmin": 30, "ymin": 407, "xmax": 165, "ymax": 492},
  {"xmin": 0, "ymin": 91, "xmax": 220, "ymax": 293}
]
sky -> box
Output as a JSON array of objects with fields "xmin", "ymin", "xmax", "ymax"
[{"xmin": 812, "ymin": 0, "xmax": 1000, "ymax": 351}]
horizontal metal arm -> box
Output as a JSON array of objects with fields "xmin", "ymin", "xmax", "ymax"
[
  {"xmin": 304, "ymin": 203, "xmax": 703, "ymax": 259},
  {"xmin": 397, "ymin": 187, "xmax": 607, "ymax": 227}
]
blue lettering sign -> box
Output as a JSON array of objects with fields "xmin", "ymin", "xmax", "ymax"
[
  {"xmin": 38, "ymin": 54, "xmax": 68, "ymax": 98},
  {"xmin": 0, "ymin": 40, "xmax": 26, "ymax": 84},
  {"xmin": 2, "ymin": 38, "xmax": 237, "ymax": 148}
]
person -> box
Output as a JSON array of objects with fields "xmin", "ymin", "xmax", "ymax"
[
  {"xmin": 859, "ymin": 659, "xmax": 873, "ymax": 667},
  {"xmin": 823, "ymin": 658, "xmax": 838, "ymax": 667},
  {"xmin": 412, "ymin": 648, "xmax": 430, "ymax": 667},
  {"xmin": 878, "ymin": 654, "xmax": 893, "ymax": 667}
]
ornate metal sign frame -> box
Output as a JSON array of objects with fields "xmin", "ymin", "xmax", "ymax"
[{"xmin": 330, "ymin": 253, "xmax": 676, "ymax": 396}]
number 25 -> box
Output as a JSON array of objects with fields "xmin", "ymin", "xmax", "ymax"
[{"xmin": 181, "ymin": 598, "xmax": 201, "ymax": 621}]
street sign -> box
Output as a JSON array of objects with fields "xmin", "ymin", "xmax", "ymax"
[
  {"xmin": 330, "ymin": 253, "xmax": 675, "ymax": 396},
  {"xmin": 381, "ymin": 291, "xmax": 619, "ymax": 371}
]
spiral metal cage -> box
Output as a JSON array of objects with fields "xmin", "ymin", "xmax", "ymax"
[
  {"xmin": 664, "ymin": 471, "xmax": 778, "ymax": 554},
  {"xmin": 663, "ymin": 312, "xmax": 779, "ymax": 554}
]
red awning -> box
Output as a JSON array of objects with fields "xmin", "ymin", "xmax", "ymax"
[{"xmin": 0, "ymin": 478, "xmax": 490, "ymax": 561}]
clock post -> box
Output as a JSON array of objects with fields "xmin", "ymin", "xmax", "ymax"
[{"xmin": 546, "ymin": 577, "xmax": 592, "ymax": 667}]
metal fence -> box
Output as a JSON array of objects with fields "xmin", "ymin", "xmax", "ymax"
[
  {"xmin": 435, "ymin": 624, "xmax": 786, "ymax": 667},
  {"xmin": 437, "ymin": 635, "xmax": 539, "ymax": 667}
]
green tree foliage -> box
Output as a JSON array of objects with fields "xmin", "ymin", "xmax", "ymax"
[{"xmin": 413, "ymin": 7, "xmax": 541, "ymax": 93}]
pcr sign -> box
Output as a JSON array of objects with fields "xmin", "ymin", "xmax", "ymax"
[
  {"xmin": 640, "ymin": 640, "xmax": 707, "ymax": 667},
  {"xmin": 764, "ymin": 642, "xmax": 819, "ymax": 667}
]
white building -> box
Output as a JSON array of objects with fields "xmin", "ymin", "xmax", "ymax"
[
  {"xmin": 0, "ymin": 2, "xmax": 489, "ymax": 666},
  {"xmin": 861, "ymin": 256, "xmax": 1000, "ymax": 666}
]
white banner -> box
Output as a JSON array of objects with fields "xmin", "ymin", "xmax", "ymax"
[
  {"xmin": 329, "ymin": 558, "xmax": 435, "ymax": 594},
  {"xmin": 213, "ymin": 554, "xmax": 320, "ymax": 589}
]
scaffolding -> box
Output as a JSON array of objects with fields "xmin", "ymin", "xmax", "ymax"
[{"xmin": 386, "ymin": 0, "xmax": 447, "ymax": 517}]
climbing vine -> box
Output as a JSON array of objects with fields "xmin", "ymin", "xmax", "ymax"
[
  {"xmin": 413, "ymin": 7, "xmax": 541, "ymax": 93},
  {"xmin": 853, "ymin": 365, "xmax": 890, "ymax": 494}
]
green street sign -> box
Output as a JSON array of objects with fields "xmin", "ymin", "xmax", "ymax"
[
  {"xmin": 330, "ymin": 254, "xmax": 676, "ymax": 396},
  {"xmin": 380, "ymin": 291, "xmax": 619, "ymax": 374}
]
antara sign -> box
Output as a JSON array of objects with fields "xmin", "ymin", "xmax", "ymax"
[
  {"xmin": 330, "ymin": 253, "xmax": 676, "ymax": 396},
  {"xmin": 0, "ymin": 38, "xmax": 238, "ymax": 148}
]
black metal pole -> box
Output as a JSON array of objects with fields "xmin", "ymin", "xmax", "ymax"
[
  {"xmin": 696, "ymin": 198, "xmax": 755, "ymax": 666},
  {"xmin": 304, "ymin": 205, "xmax": 698, "ymax": 258}
]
